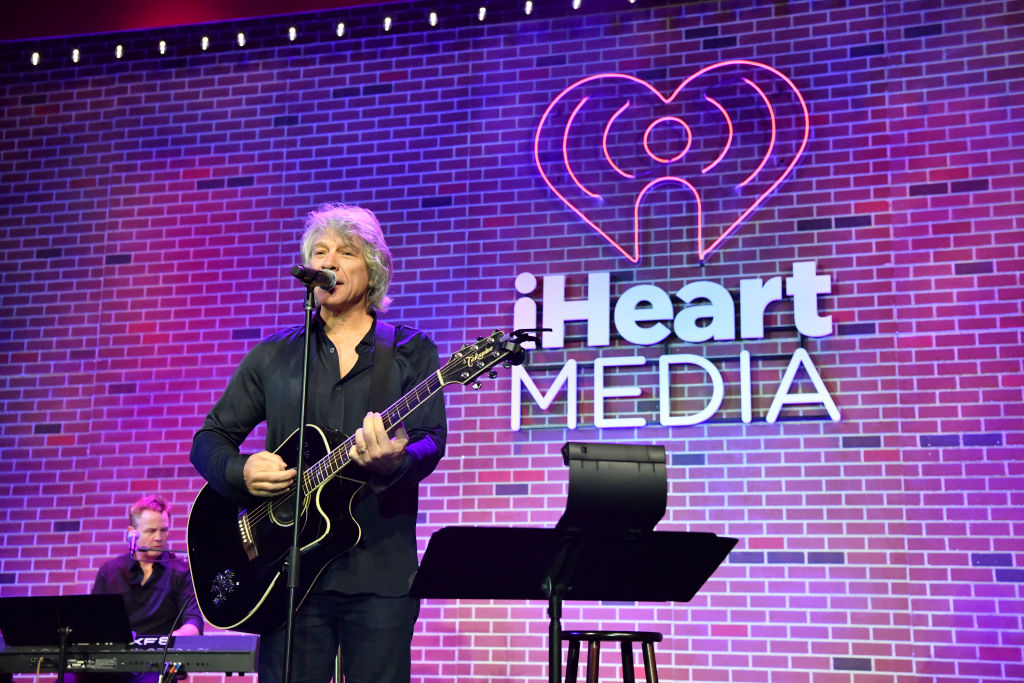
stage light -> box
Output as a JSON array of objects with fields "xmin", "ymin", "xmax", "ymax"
[
  {"xmin": 115, "ymin": 44, "xmax": 123, "ymax": 59},
  {"xmin": 336, "ymin": 22, "xmax": 346, "ymax": 37},
  {"xmin": 31, "ymin": 52, "xmax": 40, "ymax": 66},
  {"xmin": 384, "ymin": 16, "xmax": 392, "ymax": 32},
  {"xmin": 72, "ymin": 48, "xmax": 80, "ymax": 63},
  {"xmin": 201, "ymin": 36, "xmax": 209, "ymax": 51},
  {"xmin": 573, "ymin": 0, "xmax": 582, "ymax": 8},
  {"xmin": 478, "ymin": 6, "xmax": 487, "ymax": 21},
  {"xmin": 288, "ymin": 26, "xmax": 297, "ymax": 41},
  {"xmin": 237, "ymin": 32, "xmax": 246, "ymax": 47},
  {"xmin": 159, "ymin": 41, "xmax": 167, "ymax": 55},
  {"xmin": 429, "ymin": 12, "xmax": 438, "ymax": 26},
  {"xmin": 525, "ymin": 1, "xmax": 533, "ymax": 14}
]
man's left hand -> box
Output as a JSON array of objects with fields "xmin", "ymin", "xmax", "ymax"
[{"xmin": 350, "ymin": 412, "xmax": 409, "ymax": 476}]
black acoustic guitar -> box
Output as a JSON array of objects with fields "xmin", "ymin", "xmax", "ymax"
[{"xmin": 186, "ymin": 330, "xmax": 526, "ymax": 633}]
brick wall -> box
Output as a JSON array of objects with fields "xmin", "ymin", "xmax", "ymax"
[{"xmin": 1, "ymin": 0, "xmax": 1021, "ymax": 681}]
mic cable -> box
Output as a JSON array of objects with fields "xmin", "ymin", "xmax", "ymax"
[{"xmin": 154, "ymin": 590, "xmax": 191, "ymax": 683}]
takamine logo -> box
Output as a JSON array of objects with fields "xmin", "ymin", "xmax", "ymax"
[
  {"xmin": 533, "ymin": 60, "xmax": 810, "ymax": 264},
  {"xmin": 512, "ymin": 62, "xmax": 839, "ymax": 430}
]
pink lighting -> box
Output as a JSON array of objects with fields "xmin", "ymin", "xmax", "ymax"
[
  {"xmin": 534, "ymin": 60, "xmax": 810, "ymax": 263},
  {"xmin": 642, "ymin": 116, "xmax": 693, "ymax": 164},
  {"xmin": 701, "ymin": 96, "xmax": 732, "ymax": 174},
  {"xmin": 564, "ymin": 96, "xmax": 600, "ymax": 198},
  {"xmin": 737, "ymin": 77, "xmax": 776, "ymax": 188},
  {"xmin": 634, "ymin": 176, "xmax": 703, "ymax": 253},
  {"xmin": 603, "ymin": 101, "xmax": 636, "ymax": 180}
]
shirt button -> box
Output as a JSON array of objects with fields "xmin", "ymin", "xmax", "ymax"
[{"xmin": 328, "ymin": 347, "xmax": 335, "ymax": 354}]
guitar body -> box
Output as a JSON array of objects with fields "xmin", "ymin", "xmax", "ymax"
[{"xmin": 187, "ymin": 425, "xmax": 364, "ymax": 633}]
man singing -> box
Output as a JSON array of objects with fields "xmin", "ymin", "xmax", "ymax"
[{"xmin": 190, "ymin": 203, "xmax": 447, "ymax": 683}]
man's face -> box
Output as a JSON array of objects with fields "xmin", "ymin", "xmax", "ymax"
[
  {"xmin": 309, "ymin": 231, "xmax": 370, "ymax": 311},
  {"xmin": 132, "ymin": 509, "xmax": 170, "ymax": 561}
]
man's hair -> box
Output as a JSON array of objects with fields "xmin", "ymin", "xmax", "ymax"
[
  {"xmin": 300, "ymin": 203, "xmax": 393, "ymax": 313},
  {"xmin": 129, "ymin": 494, "xmax": 170, "ymax": 529}
]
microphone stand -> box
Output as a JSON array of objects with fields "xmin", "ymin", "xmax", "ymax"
[{"xmin": 282, "ymin": 282, "xmax": 318, "ymax": 683}]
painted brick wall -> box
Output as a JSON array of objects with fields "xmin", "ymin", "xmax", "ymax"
[{"xmin": 1, "ymin": 0, "xmax": 1021, "ymax": 681}]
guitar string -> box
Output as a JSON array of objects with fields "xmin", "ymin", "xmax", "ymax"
[
  {"xmin": 239, "ymin": 341, "xmax": 500, "ymax": 530},
  {"xmin": 240, "ymin": 371, "xmax": 444, "ymax": 529}
]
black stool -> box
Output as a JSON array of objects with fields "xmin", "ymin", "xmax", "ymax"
[{"xmin": 562, "ymin": 630, "xmax": 662, "ymax": 683}]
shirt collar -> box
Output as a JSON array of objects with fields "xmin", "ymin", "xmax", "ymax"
[{"xmin": 312, "ymin": 310, "xmax": 377, "ymax": 350}]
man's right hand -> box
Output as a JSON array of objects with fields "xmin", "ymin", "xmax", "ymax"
[{"xmin": 243, "ymin": 451, "xmax": 297, "ymax": 497}]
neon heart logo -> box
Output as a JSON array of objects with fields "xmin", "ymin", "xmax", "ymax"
[{"xmin": 533, "ymin": 60, "xmax": 810, "ymax": 263}]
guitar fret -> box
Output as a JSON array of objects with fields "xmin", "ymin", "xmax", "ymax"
[{"xmin": 293, "ymin": 338, "xmax": 496, "ymax": 498}]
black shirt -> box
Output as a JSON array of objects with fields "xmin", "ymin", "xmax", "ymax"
[
  {"xmin": 190, "ymin": 315, "xmax": 447, "ymax": 596},
  {"xmin": 92, "ymin": 552, "xmax": 204, "ymax": 636}
]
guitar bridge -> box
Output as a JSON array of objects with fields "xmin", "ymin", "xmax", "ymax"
[{"xmin": 238, "ymin": 511, "xmax": 258, "ymax": 561}]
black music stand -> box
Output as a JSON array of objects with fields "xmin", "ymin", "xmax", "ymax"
[
  {"xmin": 411, "ymin": 442, "xmax": 738, "ymax": 683},
  {"xmin": 0, "ymin": 594, "xmax": 133, "ymax": 683}
]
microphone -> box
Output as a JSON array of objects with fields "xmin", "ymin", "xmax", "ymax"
[{"xmin": 291, "ymin": 265, "xmax": 337, "ymax": 290}]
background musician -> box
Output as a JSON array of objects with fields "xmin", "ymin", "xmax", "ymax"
[
  {"xmin": 81, "ymin": 494, "xmax": 203, "ymax": 683},
  {"xmin": 93, "ymin": 494, "xmax": 202, "ymax": 639}
]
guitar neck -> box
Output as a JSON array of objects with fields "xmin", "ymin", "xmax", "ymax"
[{"xmin": 301, "ymin": 370, "xmax": 444, "ymax": 493}]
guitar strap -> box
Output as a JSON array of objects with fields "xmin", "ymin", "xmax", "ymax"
[{"xmin": 368, "ymin": 320, "xmax": 396, "ymax": 413}]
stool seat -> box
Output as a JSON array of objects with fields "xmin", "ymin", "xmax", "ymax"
[{"xmin": 562, "ymin": 630, "xmax": 662, "ymax": 683}]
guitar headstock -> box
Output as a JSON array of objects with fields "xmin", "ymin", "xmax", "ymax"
[{"xmin": 439, "ymin": 330, "xmax": 528, "ymax": 388}]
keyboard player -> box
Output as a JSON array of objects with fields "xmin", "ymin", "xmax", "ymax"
[{"xmin": 85, "ymin": 494, "xmax": 203, "ymax": 683}]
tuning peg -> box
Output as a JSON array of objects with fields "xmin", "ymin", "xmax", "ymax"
[
  {"xmin": 477, "ymin": 336, "xmax": 484, "ymax": 341},
  {"xmin": 472, "ymin": 381, "xmax": 482, "ymax": 389},
  {"xmin": 502, "ymin": 360, "xmax": 512, "ymax": 368},
  {"xmin": 488, "ymin": 371, "xmax": 498, "ymax": 379}
]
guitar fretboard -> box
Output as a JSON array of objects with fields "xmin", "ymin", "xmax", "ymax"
[
  {"xmin": 301, "ymin": 370, "xmax": 445, "ymax": 494},
  {"xmin": 238, "ymin": 331, "xmax": 511, "ymax": 528}
]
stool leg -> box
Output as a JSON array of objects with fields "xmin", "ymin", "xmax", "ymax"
[
  {"xmin": 566, "ymin": 640, "xmax": 581, "ymax": 683},
  {"xmin": 620, "ymin": 641, "xmax": 636, "ymax": 683},
  {"xmin": 586, "ymin": 641, "xmax": 600, "ymax": 683},
  {"xmin": 641, "ymin": 642, "xmax": 658, "ymax": 683}
]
